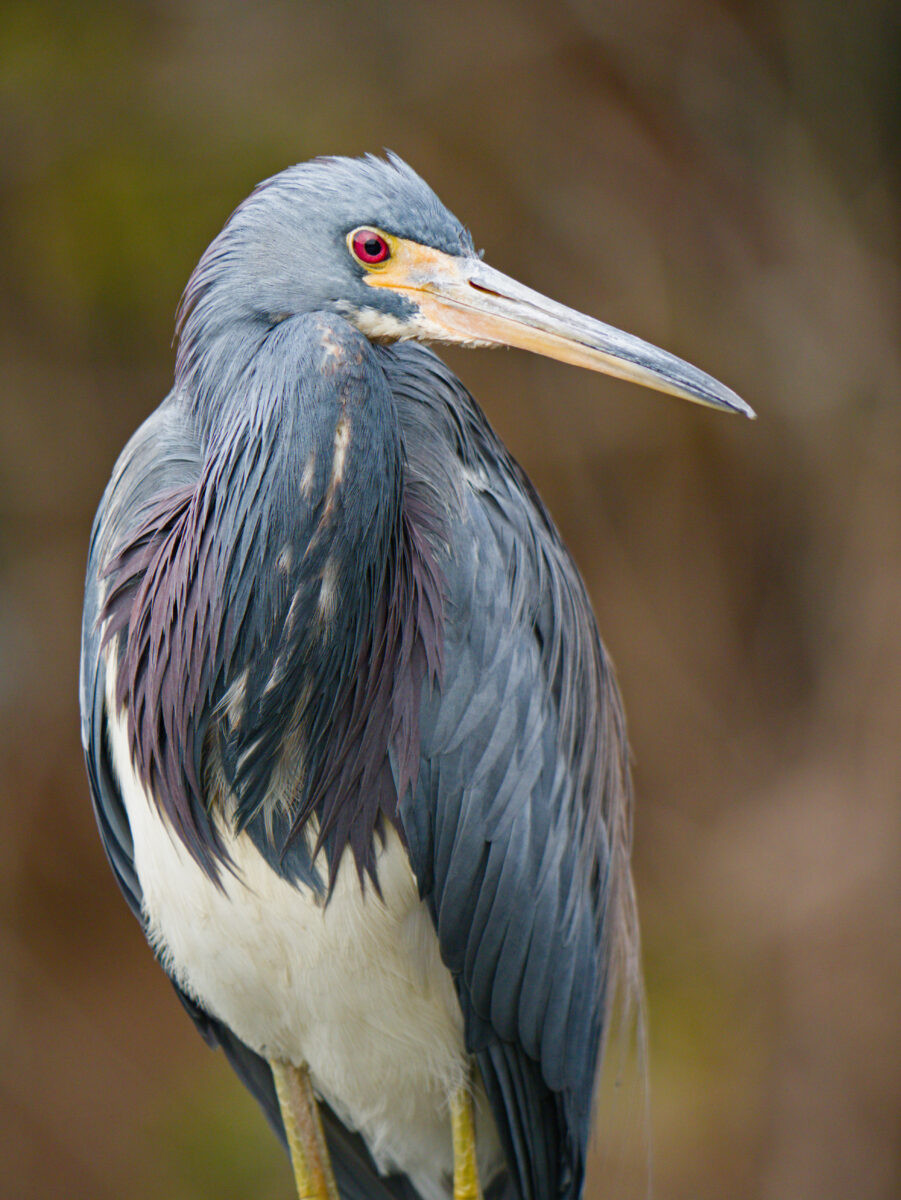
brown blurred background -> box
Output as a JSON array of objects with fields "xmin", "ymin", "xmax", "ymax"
[{"xmin": 1, "ymin": 1, "xmax": 899, "ymax": 1197}]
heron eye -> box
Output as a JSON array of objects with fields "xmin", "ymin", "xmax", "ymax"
[{"xmin": 351, "ymin": 229, "xmax": 391, "ymax": 265}]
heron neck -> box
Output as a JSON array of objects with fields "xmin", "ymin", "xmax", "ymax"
[{"xmin": 109, "ymin": 313, "xmax": 420, "ymax": 888}]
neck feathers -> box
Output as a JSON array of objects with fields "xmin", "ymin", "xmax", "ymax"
[{"xmin": 103, "ymin": 314, "xmax": 443, "ymax": 891}]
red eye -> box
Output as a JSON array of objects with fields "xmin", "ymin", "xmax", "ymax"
[{"xmin": 351, "ymin": 228, "xmax": 391, "ymax": 265}]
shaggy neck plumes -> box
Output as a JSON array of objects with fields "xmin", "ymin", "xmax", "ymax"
[{"xmin": 104, "ymin": 313, "xmax": 443, "ymax": 891}]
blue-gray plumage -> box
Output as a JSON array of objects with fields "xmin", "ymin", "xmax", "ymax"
[{"xmin": 80, "ymin": 153, "xmax": 751, "ymax": 1200}]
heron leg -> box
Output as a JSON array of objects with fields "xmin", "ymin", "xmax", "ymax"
[
  {"xmin": 269, "ymin": 1059, "xmax": 339, "ymax": 1200},
  {"xmin": 450, "ymin": 1085, "xmax": 483, "ymax": 1200}
]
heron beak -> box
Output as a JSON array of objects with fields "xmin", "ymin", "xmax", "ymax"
[{"xmin": 365, "ymin": 244, "xmax": 754, "ymax": 417}]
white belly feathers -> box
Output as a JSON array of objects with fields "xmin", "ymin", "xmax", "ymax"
[{"xmin": 105, "ymin": 681, "xmax": 502, "ymax": 1199}]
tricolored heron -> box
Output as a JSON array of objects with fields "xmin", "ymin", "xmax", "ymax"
[{"xmin": 80, "ymin": 154, "xmax": 752, "ymax": 1200}]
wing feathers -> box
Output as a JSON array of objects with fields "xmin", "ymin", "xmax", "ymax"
[{"xmin": 390, "ymin": 343, "xmax": 637, "ymax": 1200}]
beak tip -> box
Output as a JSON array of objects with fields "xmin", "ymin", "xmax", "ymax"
[
  {"xmin": 715, "ymin": 385, "xmax": 755, "ymax": 420},
  {"xmin": 734, "ymin": 397, "xmax": 757, "ymax": 420}
]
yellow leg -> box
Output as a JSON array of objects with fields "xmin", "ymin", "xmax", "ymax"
[
  {"xmin": 269, "ymin": 1059, "xmax": 340, "ymax": 1200},
  {"xmin": 450, "ymin": 1086, "xmax": 483, "ymax": 1200}
]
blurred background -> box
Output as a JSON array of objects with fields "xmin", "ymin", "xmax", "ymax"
[{"xmin": 1, "ymin": 1, "xmax": 898, "ymax": 1197}]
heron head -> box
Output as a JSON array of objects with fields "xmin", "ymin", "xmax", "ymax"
[{"xmin": 178, "ymin": 152, "xmax": 753, "ymax": 417}]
